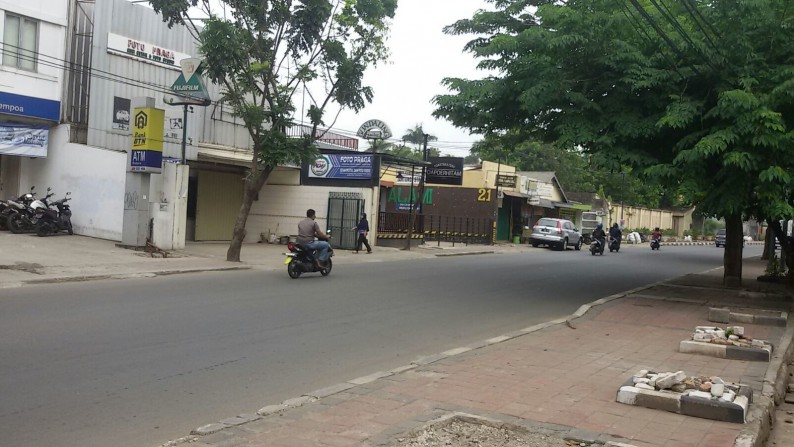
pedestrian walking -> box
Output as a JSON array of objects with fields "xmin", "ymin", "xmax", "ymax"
[{"xmin": 354, "ymin": 213, "xmax": 372, "ymax": 254}]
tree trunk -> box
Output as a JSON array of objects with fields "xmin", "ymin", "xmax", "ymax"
[
  {"xmin": 767, "ymin": 220, "xmax": 793, "ymax": 287},
  {"xmin": 226, "ymin": 165, "xmax": 274, "ymax": 262},
  {"xmin": 723, "ymin": 213, "xmax": 743, "ymax": 287},
  {"xmin": 762, "ymin": 222, "xmax": 773, "ymax": 261}
]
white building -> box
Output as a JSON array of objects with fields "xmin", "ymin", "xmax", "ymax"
[
  {"xmin": 0, "ymin": 0, "xmax": 67, "ymax": 205},
  {"xmin": 2, "ymin": 0, "xmax": 378, "ymax": 249}
]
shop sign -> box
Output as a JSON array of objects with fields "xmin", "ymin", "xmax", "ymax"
[
  {"xmin": 308, "ymin": 154, "xmax": 373, "ymax": 180},
  {"xmin": 0, "ymin": 91, "xmax": 60, "ymax": 122},
  {"xmin": 129, "ymin": 107, "xmax": 165, "ymax": 173},
  {"xmin": 496, "ymin": 174, "xmax": 517, "ymax": 188},
  {"xmin": 356, "ymin": 119, "xmax": 392, "ymax": 140},
  {"xmin": 0, "ymin": 124, "xmax": 48, "ymax": 157},
  {"xmin": 112, "ymin": 96, "xmax": 130, "ymax": 131},
  {"xmin": 426, "ymin": 157, "xmax": 463, "ymax": 185},
  {"xmin": 107, "ymin": 33, "xmax": 192, "ymax": 71}
]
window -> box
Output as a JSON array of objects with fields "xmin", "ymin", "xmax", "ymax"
[{"xmin": 3, "ymin": 13, "xmax": 38, "ymax": 70}]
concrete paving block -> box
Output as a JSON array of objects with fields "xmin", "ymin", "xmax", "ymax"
[
  {"xmin": 709, "ymin": 307, "xmax": 731, "ymax": 324},
  {"xmin": 785, "ymin": 393, "xmax": 794, "ymax": 404},
  {"xmin": 616, "ymin": 381, "xmax": 682, "ymax": 414},
  {"xmin": 754, "ymin": 315, "xmax": 787, "ymax": 327},
  {"xmin": 306, "ymin": 382, "xmax": 356, "ymax": 398},
  {"xmin": 191, "ymin": 423, "xmax": 228, "ymax": 436},
  {"xmin": 256, "ymin": 404, "xmax": 285, "ymax": 416},
  {"xmin": 679, "ymin": 340, "xmax": 727, "ymax": 358},
  {"xmin": 680, "ymin": 394, "xmax": 746, "ymax": 423},
  {"xmin": 219, "ymin": 414, "xmax": 259, "ymax": 426},
  {"xmin": 726, "ymin": 345, "xmax": 771, "ymax": 362},
  {"xmin": 347, "ymin": 371, "xmax": 392, "ymax": 385},
  {"xmin": 732, "ymin": 313, "xmax": 755, "ymax": 324}
]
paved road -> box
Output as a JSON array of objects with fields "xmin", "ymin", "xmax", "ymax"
[{"xmin": 0, "ymin": 245, "xmax": 762, "ymax": 447}]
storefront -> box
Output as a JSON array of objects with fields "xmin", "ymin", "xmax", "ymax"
[{"xmin": 0, "ymin": 91, "xmax": 61, "ymax": 199}]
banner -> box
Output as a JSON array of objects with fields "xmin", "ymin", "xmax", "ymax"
[
  {"xmin": 0, "ymin": 124, "xmax": 49, "ymax": 158},
  {"xmin": 130, "ymin": 107, "xmax": 164, "ymax": 172},
  {"xmin": 426, "ymin": 157, "xmax": 463, "ymax": 185},
  {"xmin": 308, "ymin": 154, "xmax": 373, "ymax": 180}
]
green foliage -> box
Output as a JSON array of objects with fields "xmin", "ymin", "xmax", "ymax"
[
  {"xmin": 433, "ymin": 0, "xmax": 794, "ymax": 229},
  {"xmin": 149, "ymin": 0, "xmax": 396, "ymax": 168}
]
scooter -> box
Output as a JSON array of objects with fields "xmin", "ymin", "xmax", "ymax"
[
  {"xmin": 0, "ymin": 186, "xmax": 36, "ymax": 230},
  {"xmin": 590, "ymin": 238, "xmax": 605, "ymax": 256},
  {"xmin": 650, "ymin": 237, "xmax": 661, "ymax": 250},
  {"xmin": 284, "ymin": 232, "xmax": 334, "ymax": 278},
  {"xmin": 608, "ymin": 237, "xmax": 621, "ymax": 252},
  {"xmin": 6, "ymin": 187, "xmax": 55, "ymax": 234},
  {"xmin": 34, "ymin": 192, "xmax": 73, "ymax": 237}
]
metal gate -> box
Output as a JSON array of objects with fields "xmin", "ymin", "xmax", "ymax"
[{"xmin": 327, "ymin": 192, "xmax": 363, "ymax": 250}]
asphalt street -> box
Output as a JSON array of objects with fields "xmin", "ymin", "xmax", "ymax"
[{"xmin": 0, "ymin": 244, "xmax": 763, "ymax": 447}]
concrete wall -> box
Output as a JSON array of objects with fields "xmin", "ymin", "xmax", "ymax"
[
  {"xmin": 247, "ymin": 184, "xmax": 379, "ymax": 242},
  {"xmin": 19, "ymin": 124, "xmax": 126, "ymax": 240},
  {"xmin": 609, "ymin": 204, "xmax": 674, "ymax": 233}
]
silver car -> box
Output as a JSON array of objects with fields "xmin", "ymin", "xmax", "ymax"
[{"xmin": 530, "ymin": 217, "xmax": 582, "ymax": 251}]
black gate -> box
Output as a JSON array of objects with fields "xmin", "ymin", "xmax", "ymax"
[{"xmin": 327, "ymin": 192, "xmax": 364, "ymax": 250}]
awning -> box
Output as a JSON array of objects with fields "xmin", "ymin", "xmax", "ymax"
[
  {"xmin": 552, "ymin": 201, "xmax": 577, "ymax": 209},
  {"xmin": 502, "ymin": 190, "xmax": 527, "ymax": 198}
]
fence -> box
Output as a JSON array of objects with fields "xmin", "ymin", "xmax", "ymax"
[{"xmin": 378, "ymin": 212, "xmax": 493, "ymax": 245}]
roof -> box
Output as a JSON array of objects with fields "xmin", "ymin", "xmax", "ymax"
[{"xmin": 516, "ymin": 171, "xmax": 570, "ymax": 204}]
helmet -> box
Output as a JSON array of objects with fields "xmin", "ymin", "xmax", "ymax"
[{"xmin": 597, "ymin": 223, "xmax": 603, "ymax": 229}]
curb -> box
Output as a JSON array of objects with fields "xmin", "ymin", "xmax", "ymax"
[
  {"xmin": 736, "ymin": 313, "xmax": 794, "ymax": 447},
  {"xmin": 2, "ymin": 265, "xmax": 251, "ymax": 289}
]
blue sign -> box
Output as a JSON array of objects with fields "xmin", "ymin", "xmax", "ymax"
[
  {"xmin": 308, "ymin": 154, "xmax": 373, "ymax": 180},
  {"xmin": 0, "ymin": 92, "xmax": 60, "ymax": 122},
  {"xmin": 130, "ymin": 150, "xmax": 162, "ymax": 171}
]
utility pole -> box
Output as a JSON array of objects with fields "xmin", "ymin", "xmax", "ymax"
[{"xmin": 404, "ymin": 134, "xmax": 429, "ymax": 250}]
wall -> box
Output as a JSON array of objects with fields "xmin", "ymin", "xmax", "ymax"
[
  {"xmin": 19, "ymin": 124, "xmax": 126, "ymax": 240},
  {"xmin": 609, "ymin": 204, "xmax": 674, "ymax": 233},
  {"xmin": 246, "ymin": 184, "xmax": 379, "ymax": 242}
]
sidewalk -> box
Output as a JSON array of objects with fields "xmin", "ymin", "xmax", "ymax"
[
  {"xmin": 0, "ymin": 232, "xmax": 519, "ymax": 289},
  {"xmin": 1, "ymin": 233, "xmax": 791, "ymax": 447}
]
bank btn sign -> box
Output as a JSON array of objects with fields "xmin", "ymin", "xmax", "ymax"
[
  {"xmin": 130, "ymin": 107, "xmax": 165, "ymax": 172},
  {"xmin": 308, "ymin": 154, "xmax": 373, "ymax": 180}
]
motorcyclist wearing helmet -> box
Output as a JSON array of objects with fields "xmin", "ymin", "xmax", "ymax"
[
  {"xmin": 592, "ymin": 223, "xmax": 607, "ymax": 248},
  {"xmin": 609, "ymin": 223, "xmax": 622, "ymax": 243}
]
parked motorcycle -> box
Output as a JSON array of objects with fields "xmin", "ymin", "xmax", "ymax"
[
  {"xmin": 590, "ymin": 238, "xmax": 605, "ymax": 256},
  {"xmin": 284, "ymin": 232, "xmax": 334, "ymax": 278},
  {"xmin": 6, "ymin": 187, "xmax": 55, "ymax": 234},
  {"xmin": 0, "ymin": 187, "xmax": 36, "ymax": 230},
  {"xmin": 650, "ymin": 237, "xmax": 661, "ymax": 250},
  {"xmin": 608, "ymin": 237, "xmax": 621, "ymax": 252},
  {"xmin": 34, "ymin": 192, "xmax": 73, "ymax": 237}
]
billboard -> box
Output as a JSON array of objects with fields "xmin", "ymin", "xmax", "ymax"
[
  {"xmin": 425, "ymin": 157, "xmax": 463, "ymax": 185},
  {"xmin": 0, "ymin": 125, "xmax": 48, "ymax": 157},
  {"xmin": 130, "ymin": 107, "xmax": 165, "ymax": 172},
  {"xmin": 308, "ymin": 154, "xmax": 373, "ymax": 180}
]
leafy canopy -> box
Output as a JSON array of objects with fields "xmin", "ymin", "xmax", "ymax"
[
  {"xmin": 149, "ymin": 0, "xmax": 397, "ymax": 167},
  {"xmin": 433, "ymin": 0, "xmax": 794, "ymax": 223}
]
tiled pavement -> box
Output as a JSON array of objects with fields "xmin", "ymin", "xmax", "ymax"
[{"xmin": 168, "ymin": 271, "xmax": 792, "ymax": 447}]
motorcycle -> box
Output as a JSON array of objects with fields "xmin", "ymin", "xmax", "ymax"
[
  {"xmin": 608, "ymin": 237, "xmax": 621, "ymax": 252},
  {"xmin": 34, "ymin": 192, "xmax": 73, "ymax": 237},
  {"xmin": 6, "ymin": 187, "xmax": 55, "ymax": 234},
  {"xmin": 0, "ymin": 186, "xmax": 36, "ymax": 230},
  {"xmin": 284, "ymin": 232, "xmax": 334, "ymax": 278},
  {"xmin": 590, "ymin": 238, "xmax": 605, "ymax": 256},
  {"xmin": 650, "ymin": 237, "xmax": 661, "ymax": 250}
]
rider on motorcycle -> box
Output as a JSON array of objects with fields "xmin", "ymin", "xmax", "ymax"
[
  {"xmin": 592, "ymin": 223, "xmax": 606, "ymax": 248},
  {"xmin": 651, "ymin": 227, "xmax": 662, "ymax": 242},
  {"xmin": 297, "ymin": 209, "xmax": 331, "ymax": 268},
  {"xmin": 609, "ymin": 223, "xmax": 622, "ymax": 246}
]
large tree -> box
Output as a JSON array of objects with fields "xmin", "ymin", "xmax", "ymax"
[
  {"xmin": 150, "ymin": 0, "xmax": 396, "ymax": 261},
  {"xmin": 434, "ymin": 0, "xmax": 794, "ymax": 285}
]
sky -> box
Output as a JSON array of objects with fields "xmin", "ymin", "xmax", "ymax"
[
  {"xmin": 322, "ymin": 0, "xmax": 493, "ymax": 156},
  {"xmin": 181, "ymin": 0, "xmax": 494, "ymax": 157}
]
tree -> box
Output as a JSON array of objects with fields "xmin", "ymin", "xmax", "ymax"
[
  {"xmin": 401, "ymin": 124, "xmax": 437, "ymax": 153},
  {"xmin": 150, "ymin": 0, "xmax": 397, "ymax": 262},
  {"xmin": 433, "ymin": 0, "xmax": 794, "ymax": 285}
]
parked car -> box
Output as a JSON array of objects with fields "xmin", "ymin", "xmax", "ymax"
[
  {"xmin": 715, "ymin": 229, "xmax": 726, "ymax": 247},
  {"xmin": 530, "ymin": 217, "xmax": 582, "ymax": 251}
]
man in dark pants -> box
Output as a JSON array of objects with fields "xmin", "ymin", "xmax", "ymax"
[{"xmin": 354, "ymin": 213, "xmax": 372, "ymax": 254}]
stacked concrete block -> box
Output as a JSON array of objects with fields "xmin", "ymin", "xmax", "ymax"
[
  {"xmin": 679, "ymin": 325, "xmax": 773, "ymax": 361},
  {"xmin": 616, "ymin": 370, "xmax": 752, "ymax": 423}
]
